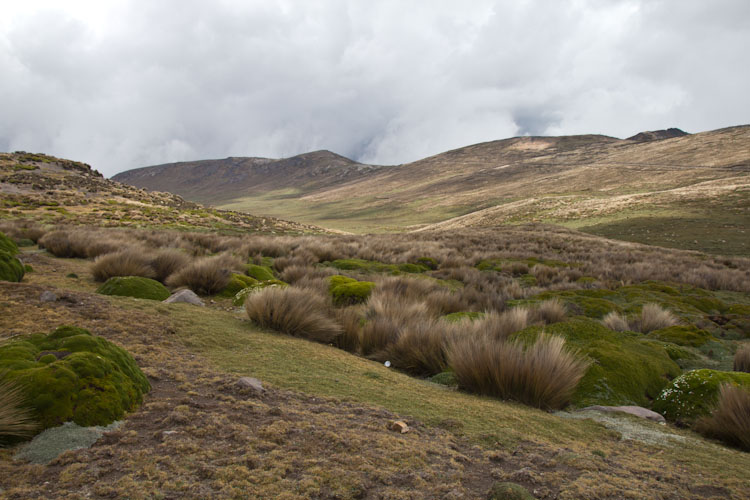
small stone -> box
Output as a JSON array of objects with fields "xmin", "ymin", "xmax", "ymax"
[
  {"xmin": 163, "ymin": 289, "xmax": 205, "ymax": 306},
  {"xmin": 387, "ymin": 420, "xmax": 410, "ymax": 434},
  {"xmin": 40, "ymin": 290, "xmax": 58, "ymax": 302},
  {"xmin": 581, "ymin": 405, "xmax": 666, "ymax": 423},
  {"xmin": 236, "ymin": 377, "xmax": 265, "ymax": 394}
]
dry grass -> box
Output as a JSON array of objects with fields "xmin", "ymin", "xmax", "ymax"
[
  {"xmin": 333, "ymin": 305, "xmax": 364, "ymax": 352},
  {"xmin": 91, "ymin": 249, "xmax": 155, "ymax": 282},
  {"xmin": 637, "ymin": 303, "xmax": 679, "ymax": 333},
  {"xmin": 695, "ymin": 384, "xmax": 750, "ymax": 451},
  {"xmin": 0, "ymin": 373, "xmax": 38, "ymax": 441},
  {"xmin": 245, "ymin": 287, "xmax": 342, "ymax": 343},
  {"xmin": 166, "ymin": 254, "xmax": 240, "ymax": 295},
  {"xmin": 734, "ymin": 344, "xmax": 750, "ymax": 373},
  {"xmin": 448, "ymin": 333, "xmax": 590, "ymax": 410},
  {"xmin": 149, "ymin": 249, "xmax": 190, "ymax": 283},
  {"xmin": 532, "ymin": 298, "xmax": 567, "ymax": 325},
  {"xmin": 385, "ymin": 320, "xmax": 449, "ymax": 376},
  {"xmin": 601, "ymin": 311, "xmax": 630, "ymax": 332},
  {"xmin": 481, "ymin": 308, "xmax": 530, "ymax": 341}
]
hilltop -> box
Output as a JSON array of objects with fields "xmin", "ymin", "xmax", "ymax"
[{"xmin": 0, "ymin": 151, "xmax": 325, "ymax": 234}]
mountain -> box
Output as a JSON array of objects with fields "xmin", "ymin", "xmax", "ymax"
[
  {"xmin": 626, "ymin": 127, "xmax": 689, "ymax": 142},
  {"xmin": 114, "ymin": 125, "xmax": 750, "ymax": 254},
  {"xmin": 0, "ymin": 151, "xmax": 324, "ymax": 234}
]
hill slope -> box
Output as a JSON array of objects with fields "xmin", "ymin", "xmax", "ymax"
[
  {"xmin": 0, "ymin": 151, "xmax": 324, "ymax": 234},
  {"xmin": 115, "ymin": 126, "xmax": 750, "ymax": 254}
]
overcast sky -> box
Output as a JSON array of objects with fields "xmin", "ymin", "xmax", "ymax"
[{"xmin": 1, "ymin": 0, "xmax": 749, "ymax": 177}]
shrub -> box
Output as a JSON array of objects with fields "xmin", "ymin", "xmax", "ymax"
[
  {"xmin": 97, "ymin": 276, "xmax": 171, "ymax": 301},
  {"xmin": 385, "ymin": 320, "xmax": 449, "ymax": 376},
  {"xmin": 329, "ymin": 276, "xmax": 375, "ymax": 306},
  {"xmin": 695, "ymin": 384, "xmax": 750, "ymax": 451},
  {"xmin": 246, "ymin": 264, "xmax": 276, "ymax": 282},
  {"xmin": 0, "ymin": 326, "xmax": 149, "ymax": 433},
  {"xmin": 91, "ymin": 250, "xmax": 155, "ymax": 282},
  {"xmin": 150, "ymin": 249, "xmax": 190, "ymax": 283},
  {"xmin": 0, "ymin": 373, "xmax": 38, "ymax": 442},
  {"xmin": 638, "ymin": 303, "xmax": 679, "ymax": 333},
  {"xmin": 448, "ymin": 332, "xmax": 589, "ymax": 410},
  {"xmin": 601, "ymin": 311, "xmax": 629, "ymax": 332},
  {"xmin": 735, "ymin": 344, "xmax": 750, "ymax": 373},
  {"xmin": 245, "ymin": 287, "xmax": 341, "ymax": 343},
  {"xmin": 167, "ymin": 256, "xmax": 237, "ymax": 295},
  {"xmin": 220, "ymin": 273, "xmax": 259, "ymax": 298},
  {"xmin": 0, "ymin": 251, "xmax": 24, "ymax": 282},
  {"xmin": 0, "ymin": 232, "xmax": 19, "ymax": 256}
]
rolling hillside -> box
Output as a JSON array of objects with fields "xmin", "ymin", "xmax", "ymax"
[{"xmin": 114, "ymin": 126, "xmax": 750, "ymax": 254}]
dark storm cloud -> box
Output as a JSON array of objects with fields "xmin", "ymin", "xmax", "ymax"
[{"xmin": 1, "ymin": 0, "xmax": 749, "ymax": 176}]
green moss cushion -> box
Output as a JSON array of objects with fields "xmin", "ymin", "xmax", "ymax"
[
  {"xmin": 328, "ymin": 275, "xmax": 375, "ymax": 306},
  {"xmin": 232, "ymin": 280, "xmax": 288, "ymax": 306},
  {"xmin": 0, "ymin": 326, "xmax": 150, "ymax": 432},
  {"xmin": 97, "ymin": 276, "xmax": 170, "ymax": 301},
  {"xmin": 513, "ymin": 318, "xmax": 681, "ymax": 407},
  {"xmin": 0, "ymin": 231, "xmax": 19, "ymax": 256},
  {"xmin": 0, "ymin": 250, "xmax": 24, "ymax": 282},
  {"xmin": 647, "ymin": 325, "xmax": 713, "ymax": 347},
  {"xmin": 219, "ymin": 273, "xmax": 259, "ymax": 298},
  {"xmin": 652, "ymin": 369, "xmax": 750, "ymax": 425},
  {"xmin": 245, "ymin": 264, "xmax": 276, "ymax": 282}
]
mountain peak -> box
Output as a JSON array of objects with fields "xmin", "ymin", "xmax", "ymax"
[{"xmin": 626, "ymin": 128, "xmax": 688, "ymax": 142}]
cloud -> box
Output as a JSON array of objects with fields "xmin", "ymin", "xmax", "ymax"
[{"xmin": 1, "ymin": 0, "xmax": 749, "ymax": 176}]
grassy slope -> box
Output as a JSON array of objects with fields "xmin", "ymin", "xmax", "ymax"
[{"xmin": 4, "ymin": 247, "xmax": 749, "ymax": 498}]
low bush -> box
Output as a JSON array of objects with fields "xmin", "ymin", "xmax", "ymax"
[
  {"xmin": 0, "ymin": 373, "xmax": 38, "ymax": 442},
  {"xmin": 246, "ymin": 264, "xmax": 276, "ymax": 282},
  {"xmin": 219, "ymin": 274, "xmax": 259, "ymax": 298},
  {"xmin": 0, "ymin": 251, "xmax": 24, "ymax": 282},
  {"xmin": 167, "ymin": 255, "xmax": 238, "ymax": 295},
  {"xmin": 735, "ymin": 344, "xmax": 750, "ymax": 373},
  {"xmin": 150, "ymin": 249, "xmax": 190, "ymax": 283},
  {"xmin": 0, "ymin": 232, "xmax": 19, "ymax": 256},
  {"xmin": 0, "ymin": 326, "xmax": 150, "ymax": 433},
  {"xmin": 91, "ymin": 250, "xmax": 155, "ymax": 282},
  {"xmin": 448, "ymin": 332, "xmax": 589, "ymax": 410},
  {"xmin": 695, "ymin": 383, "xmax": 750, "ymax": 451},
  {"xmin": 245, "ymin": 287, "xmax": 341, "ymax": 343},
  {"xmin": 329, "ymin": 275, "xmax": 375, "ymax": 306},
  {"xmin": 97, "ymin": 276, "xmax": 171, "ymax": 301}
]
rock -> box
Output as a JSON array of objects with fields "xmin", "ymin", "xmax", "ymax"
[
  {"xmin": 14, "ymin": 421, "xmax": 121, "ymax": 465},
  {"xmin": 581, "ymin": 405, "xmax": 666, "ymax": 423},
  {"xmin": 387, "ymin": 420, "xmax": 410, "ymax": 434},
  {"xmin": 236, "ymin": 377, "xmax": 265, "ymax": 394},
  {"xmin": 163, "ymin": 289, "xmax": 205, "ymax": 306},
  {"xmin": 40, "ymin": 290, "xmax": 58, "ymax": 302},
  {"xmin": 487, "ymin": 481, "xmax": 536, "ymax": 500}
]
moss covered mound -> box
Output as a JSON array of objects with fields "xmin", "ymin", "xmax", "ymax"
[
  {"xmin": 328, "ymin": 275, "xmax": 375, "ymax": 306},
  {"xmin": 0, "ymin": 251, "xmax": 25, "ymax": 282},
  {"xmin": 513, "ymin": 318, "xmax": 681, "ymax": 407},
  {"xmin": 647, "ymin": 325, "xmax": 713, "ymax": 347},
  {"xmin": 328, "ymin": 258, "xmax": 428, "ymax": 275},
  {"xmin": 0, "ymin": 326, "xmax": 150, "ymax": 432},
  {"xmin": 96, "ymin": 276, "xmax": 170, "ymax": 301},
  {"xmin": 220, "ymin": 273, "xmax": 259, "ymax": 298},
  {"xmin": 232, "ymin": 280, "xmax": 288, "ymax": 306},
  {"xmin": 245, "ymin": 264, "xmax": 275, "ymax": 282},
  {"xmin": 0, "ymin": 231, "xmax": 19, "ymax": 255},
  {"xmin": 652, "ymin": 369, "xmax": 750, "ymax": 425}
]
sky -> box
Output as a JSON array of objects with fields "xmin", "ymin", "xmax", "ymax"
[{"xmin": 1, "ymin": 0, "xmax": 749, "ymax": 177}]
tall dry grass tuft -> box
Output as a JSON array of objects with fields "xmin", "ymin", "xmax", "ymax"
[
  {"xmin": 333, "ymin": 306, "xmax": 364, "ymax": 352},
  {"xmin": 0, "ymin": 373, "xmax": 38, "ymax": 440},
  {"xmin": 638, "ymin": 303, "xmax": 679, "ymax": 333},
  {"xmin": 166, "ymin": 254, "xmax": 240, "ymax": 295},
  {"xmin": 532, "ymin": 298, "xmax": 567, "ymax": 324},
  {"xmin": 695, "ymin": 384, "xmax": 750, "ymax": 451},
  {"xmin": 601, "ymin": 311, "xmax": 630, "ymax": 332},
  {"xmin": 150, "ymin": 249, "xmax": 190, "ymax": 283},
  {"xmin": 245, "ymin": 287, "xmax": 342, "ymax": 343},
  {"xmin": 359, "ymin": 292, "xmax": 431, "ymax": 357},
  {"xmin": 385, "ymin": 320, "xmax": 449, "ymax": 376},
  {"xmin": 733, "ymin": 344, "xmax": 750, "ymax": 373},
  {"xmin": 479, "ymin": 308, "xmax": 530, "ymax": 341},
  {"xmin": 448, "ymin": 333, "xmax": 590, "ymax": 410},
  {"xmin": 91, "ymin": 249, "xmax": 155, "ymax": 282}
]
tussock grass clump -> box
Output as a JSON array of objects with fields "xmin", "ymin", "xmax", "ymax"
[
  {"xmin": 150, "ymin": 249, "xmax": 190, "ymax": 283},
  {"xmin": 0, "ymin": 373, "xmax": 38, "ymax": 441},
  {"xmin": 245, "ymin": 287, "xmax": 341, "ymax": 343},
  {"xmin": 601, "ymin": 311, "xmax": 630, "ymax": 332},
  {"xmin": 166, "ymin": 255, "xmax": 240, "ymax": 295},
  {"xmin": 91, "ymin": 249, "xmax": 155, "ymax": 282},
  {"xmin": 482, "ymin": 308, "xmax": 530, "ymax": 340},
  {"xmin": 448, "ymin": 333, "xmax": 590, "ymax": 410},
  {"xmin": 695, "ymin": 384, "xmax": 750, "ymax": 451},
  {"xmin": 532, "ymin": 298, "xmax": 567, "ymax": 325},
  {"xmin": 734, "ymin": 345, "xmax": 750, "ymax": 373},
  {"xmin": 638, "ymin": 303, "xmax": 679, "ymax": 333},
  {"xmin": 385, "ymin": 320, "xmax": 450, "ymax": 376}
]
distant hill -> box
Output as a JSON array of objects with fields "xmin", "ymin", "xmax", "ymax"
[
  {"xmin": 114, "ymin": 125, "xmax": 750, "ymax": 255},
  {"xmin": 0, "ymin": 151, "xmax": 324, "ymax": 234}
]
